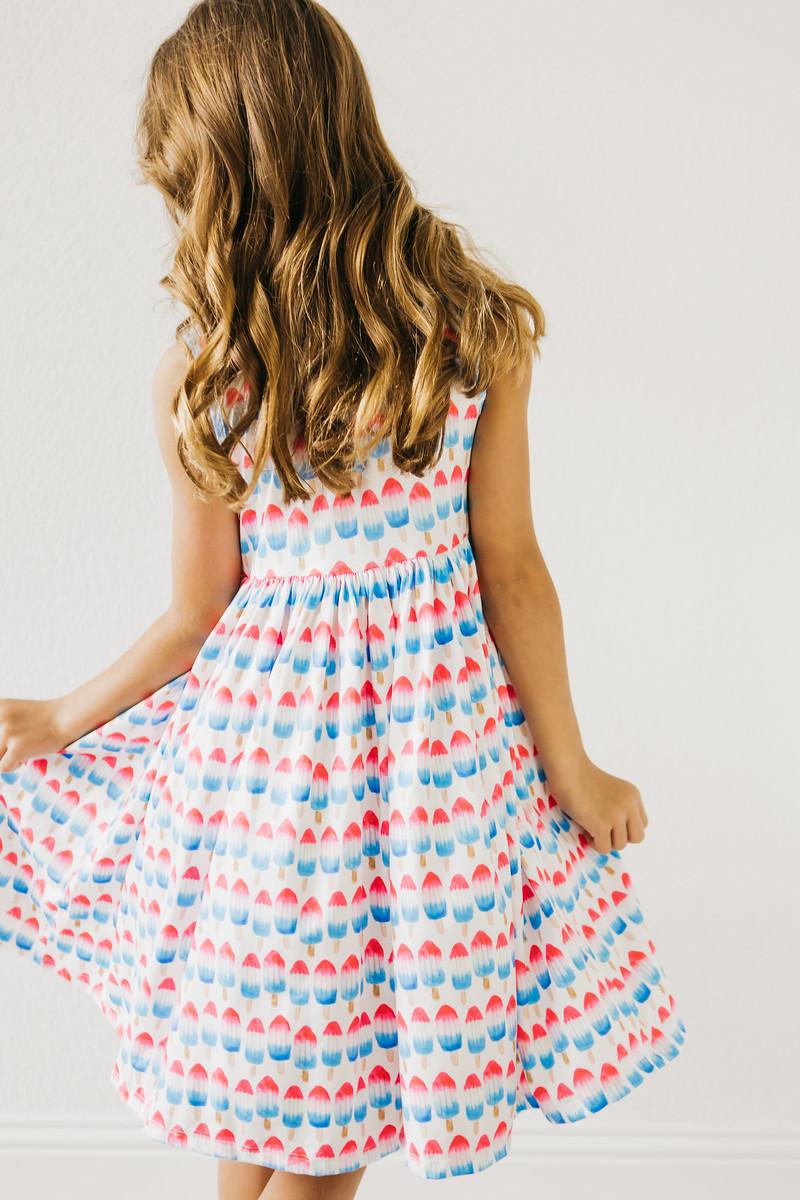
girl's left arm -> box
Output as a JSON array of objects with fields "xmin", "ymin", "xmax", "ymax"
[
  {"xmin": 468, "ymin": 349, "xmax": 649, "ymax": 855},
  {"xmin": 0, "ymin": 342, "xmax": 243, "ymax": 772}
]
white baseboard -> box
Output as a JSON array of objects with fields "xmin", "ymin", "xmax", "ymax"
[
  {"xmin": 1, "ymin": 1113, "xmax": 799, "ymax": 1162},
  {"xmin": 0, "ymin": 1114, "xmax": 798, "ymax": 1200}
]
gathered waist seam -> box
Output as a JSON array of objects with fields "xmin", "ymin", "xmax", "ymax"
[{"xmin": 239, "ymin": 533, "xmax": 472, "ymax": 587}]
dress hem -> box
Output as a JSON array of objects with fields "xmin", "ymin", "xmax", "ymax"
[
  {"xmin": 105, "ymin": 1017, "xmax": 688, "ymax": 1181},
  {"xmin": 2, "ymin": 863, "xmax": 689, "ymax": 1182}
]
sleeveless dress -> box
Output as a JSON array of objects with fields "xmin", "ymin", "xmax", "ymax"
[{"xmin": 0, "ymin": 322, "xmax": 687, "ymax": 1180}]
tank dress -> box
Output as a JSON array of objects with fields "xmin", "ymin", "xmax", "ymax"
[{"xmin": 0, "ymin": 321, "xmax": 687, "ymax": 1180}]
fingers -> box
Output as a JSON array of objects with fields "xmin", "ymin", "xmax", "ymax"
[
  {"xmin": 587, "ymin": 828, "xmax": 612, "ymax": 855},
  {"xmin": 625, "ymin": 810, "xmax": 647, "ymax": 844},
  {"xmin": 0, "ymin": 737, "xmax": 24, "ymax": 774},
  {"xmin": 1, "ymin": 753, "xmax": 19, "ymax": 774},
  {"xmin": 610, "ymin": 819, "xmax": 629, "ymax": 851},
  {"xmin": 590, "ymin": 800, "xmax": 649, "ymax": 855}
]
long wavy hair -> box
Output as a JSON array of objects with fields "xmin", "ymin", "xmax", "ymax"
[{"xmin": 135, "ymin": 0, "xmax": 545, "ymax": 506}]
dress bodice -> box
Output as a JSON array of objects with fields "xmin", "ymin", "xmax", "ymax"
[{"xmin": 179, "ymin": 322, "xmax": 486, "ymax": 581}]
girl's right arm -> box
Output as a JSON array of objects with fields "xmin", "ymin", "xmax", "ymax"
[
  {"xmin": 468, "ymin": 349, "xmax": 649, "ymax": 856},
  {"xmin": 0, "ymin": 342, "xmax": 243, "ymax": 773}
]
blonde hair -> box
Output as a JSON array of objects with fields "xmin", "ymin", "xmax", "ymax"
[{"xmin": 135, "ymin": 0, "xmax": 545, "ymax": 506}]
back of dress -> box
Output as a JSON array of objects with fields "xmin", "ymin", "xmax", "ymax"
[
  {"xmin": 180, "ymin": 319, "xmax": 486, "ymax": 584},
  {"xmin": 0, "ymin": 317, "xmax": 687, "ymax": 1184}
]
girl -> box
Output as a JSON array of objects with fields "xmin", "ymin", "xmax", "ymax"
[{"xmin": 0, "ymin": 2, "xmax": 687, "ymax": 1196}]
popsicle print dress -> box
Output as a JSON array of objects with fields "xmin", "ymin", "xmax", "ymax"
[{"xmin": 0, "ymin": 321, "xmax": 687, "ymax": 1180}]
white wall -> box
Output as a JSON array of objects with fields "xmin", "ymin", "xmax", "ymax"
[{"xmin": 1, "ymin": 1, "xmax": 798, "ymax": 1196}]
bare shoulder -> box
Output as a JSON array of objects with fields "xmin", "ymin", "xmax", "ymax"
[
  {"xmin": 483, "ymin": 340, "xmax": 534, "ymax": 413},
  {"xmin": 152, "ymin": 340, "xmax": 191, "ymax": 417},
  {"xmin": 151, "ymin": 340, "xmax": 193, "ymax": 482},
  {"xmin": 471, "ymin": 343, "xmax": 533, "ymax": 459}
]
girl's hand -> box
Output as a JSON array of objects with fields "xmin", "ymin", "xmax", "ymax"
[
  {"xmin": 0, "ymin": 697, "xmax": 71, "ymax": 773},
  {"xmin": 546, "ymin": 756, "xmax": 649, "ymax": 854}
]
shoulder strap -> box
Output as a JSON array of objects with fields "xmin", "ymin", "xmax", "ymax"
[{"xmin": 177, "ymin": 318, "xmax": 204, "ymax": 361}]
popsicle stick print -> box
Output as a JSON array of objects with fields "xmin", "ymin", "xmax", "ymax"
[{"xmin": 0, "ymin": 345, "xmax": 688, "ymax": 1177}]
